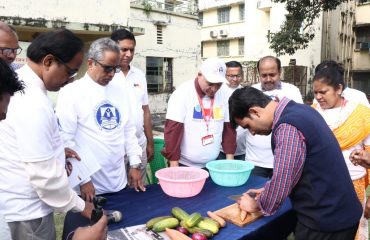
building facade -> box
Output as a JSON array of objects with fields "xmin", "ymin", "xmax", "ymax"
[{"xmin": 0, "ymin": 0, "xmax": 200, "ymax": 113}]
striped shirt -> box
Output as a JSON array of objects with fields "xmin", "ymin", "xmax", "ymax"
[{"xmin": 258, "ymin": 98, "xmax": 306, "ymax": 215}]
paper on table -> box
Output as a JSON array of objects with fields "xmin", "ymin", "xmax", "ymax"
[
  {"xmin": 108, "ymin": 224, "xmax": 170, "ymax": 240},
  {"xmin": 66, "ymin": 157, "xmax": 101, "ymax": 188}
]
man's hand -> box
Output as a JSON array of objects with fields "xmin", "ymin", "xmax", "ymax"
[
  {"xmin": 169, "ymin": 161, "xmax": 179, "ymax": 167},
  {"xmin": 128, "ymin": 168, "xmax": 146, "ymax": 192},
  {"xmin": 80, "ymin": 201, "xmax": 94, "ymax": 219},
  {"xmin": 80, "ymin": 181, "xmax": 95, "ymax": 202},
  {"xmin": 147, "ymin": 140, "xmax": 154, "ymax": 162},
  {"xmin": 65, "ymin": 148, "xmax": 81, "ymax": 160},
  {"xmin": 238, "ymin": 188, "xmax": 264, "ymax": 213},
  {"xmin": 365, "ymin": 196, "xmax": 370, "ymax": 219},
  {"xmin": 350, "ymin": 149, "xmax": 370, "ymax": 168},
  {"xmin": 73, "ymin": 214, "xmax": 108, "ymax": 240}
]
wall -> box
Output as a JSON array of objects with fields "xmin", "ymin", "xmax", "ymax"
[
  {"xmin": 199, "ymin": 0, "xmax": 244, "ymax": 11},
  {"xmin": 0, "ymin": 0, "xmax": 129, "ymax": 25},
  {"xmin": 129, "ymin": 6, "xmax": 200, "ymax": 89}
]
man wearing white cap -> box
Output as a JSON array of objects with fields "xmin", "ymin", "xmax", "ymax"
[{"xmin": 162, "ymin": 58, "xmax": 236, "ymax": 168}]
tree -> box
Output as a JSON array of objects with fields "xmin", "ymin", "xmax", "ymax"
[{"xmin": 270, "ymin": 0, "xmax": 348, "ymax": 56}]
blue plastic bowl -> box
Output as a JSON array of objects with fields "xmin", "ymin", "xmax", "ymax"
[{"xmin": 206, "ymin": 160, "xmax": 254, "ymax": 187}]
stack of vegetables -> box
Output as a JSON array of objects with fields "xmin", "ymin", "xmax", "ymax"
[{"xmin": 146, "ymin": 207, "xmax": 226, "ymax": 240}]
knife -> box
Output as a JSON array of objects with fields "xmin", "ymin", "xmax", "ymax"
[{"xmin": 228, "ymin": 192, "xmax": 257, "ymax": 201}]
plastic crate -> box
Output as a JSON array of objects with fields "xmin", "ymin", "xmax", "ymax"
[{"xmin": 147, "ymin": 138, "xmax": 167, "ymax": 184}]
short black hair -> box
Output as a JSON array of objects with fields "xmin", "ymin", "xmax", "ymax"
[
  {"xmin": 257, "ymin": 56, "xmax": 281, "ymax": 72},
  {"xmin": 313, "ymin": 67, "xmax": 344, "ymax": 91},
  {"xmin": 0, "ymin": 58, "xmax": 24, "ymax": 96},
  {"xmin": 226, "ymin": 61, "xmax": 242, "ymax": 69},
  {"xmin": 111, "ymin": 29, "xmax": 136, "ymax": 44},
  {"xmin": 27, "ymin": 28, "xmax": 84, "ymax": 63},
  {"xmin": 229, "ymin": 86, "xmax": 271, "ymax": 128}
]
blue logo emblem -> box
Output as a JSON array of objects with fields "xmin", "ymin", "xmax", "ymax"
[{"xmin": 95, "ymin": 102, "xmax": 121, "ymax": 130}]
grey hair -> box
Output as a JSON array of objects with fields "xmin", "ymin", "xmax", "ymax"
[{"xmin": 87, "ymin": 37, "xmax": 119, "ymax": 61}]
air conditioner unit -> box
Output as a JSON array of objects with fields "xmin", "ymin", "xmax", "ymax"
[
  {"xmin": 219, "ymin": 29, "xmax": 228, "ymax": 37},
  {"xmin": 210, "ymin": 30, "xmax": 218, "ymax": 38},
  {"xmin": 359, "ymin": 42, "xmax": 369, "ymax": 49}
]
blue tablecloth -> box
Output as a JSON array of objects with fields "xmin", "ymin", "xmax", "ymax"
[{"xmin": 63, "ymin": 176, "xmax": 296, "ymax": 240}]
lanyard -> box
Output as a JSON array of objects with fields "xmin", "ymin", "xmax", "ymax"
[{"xmin": 197, "ymin": 94, "xmax": 214, "ymax": 134}]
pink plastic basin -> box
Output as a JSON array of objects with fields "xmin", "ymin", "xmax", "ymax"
[{"xmin": 155, "ymin": 167, "xmax": 209, "ymax": 198}]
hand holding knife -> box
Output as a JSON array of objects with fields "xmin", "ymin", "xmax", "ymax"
[{"xmin": 228, "ymin": 192, "xmax": 260, "ymax": 221}]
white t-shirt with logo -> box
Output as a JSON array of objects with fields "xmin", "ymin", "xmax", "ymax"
[
  {"xmin": 166, "ymin": 80, "xmax": 230, "ymax": 168},
  {"xmin": 112, "ymin": 66, "xmax": 149, "ymax": 145},
  {"xmin": 245, "ymin": 81, "xmax": 303, "ymax": 168},
  {"xmin": 56, "ymin": 74, "xmax": 141, "ymax": 194},
  {"xmin": 219, "ymin": 84, "xmax": 246, "ymax": 156},
  {"xmin": 0, "ymin": 65, "xmax": 66, "ymax": 221}
]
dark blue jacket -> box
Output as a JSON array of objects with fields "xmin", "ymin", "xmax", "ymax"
[{"xmin": 272, "ymin": 101, "xmax": 362, "ymax": 231}]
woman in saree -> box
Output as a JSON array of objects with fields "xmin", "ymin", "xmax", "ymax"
[{"xmin": 312, "ymin": 67, "xmax": 370, "ymax": 240}]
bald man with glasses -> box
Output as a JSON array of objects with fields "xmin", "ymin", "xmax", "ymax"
[
  {"xmin": 245, "ymin": 56, "xmax": 303, "ymax": 178},
  {"xmin": 0, "ymin": 22, "xmax": 22, "ymax": 70}
]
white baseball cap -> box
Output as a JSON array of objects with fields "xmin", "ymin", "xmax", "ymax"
[{"xmin": 200, "ymin": 57, "xmax": 227, "ymax": 83}]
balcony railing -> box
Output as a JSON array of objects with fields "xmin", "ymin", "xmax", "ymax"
[{"xmin": 130, "ymin": 0, "xmax": 198, "ymax": 16}]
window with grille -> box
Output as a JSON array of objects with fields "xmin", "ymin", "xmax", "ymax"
[
  {"xmin": 199, "ymin": 12, "xmax": 203, "ymax": 26},
  {"xmin": 238, "ymin": 38, "xmax": 244, "ymax": 55},
  {"xmin": 217, "ymin": 40, "xmax": 229, "ymax": 56},
  {"xmin": 217, "ymin": 7, "xmax": 230, "ymax": 24},
  {"xmin": 157, "ymin": 25, "xmax": 163, "ymax": 44},
  {"xmin": 146, "ymin": 57, "xmax": 173, "ymax": 93},
  {"xmin": 239, "ymin": 4, "xmax": 245, "ymax": 20}
]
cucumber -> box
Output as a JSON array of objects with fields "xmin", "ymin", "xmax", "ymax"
[
  {"xmin": 171, "ymin": 207, "xmax": 190, "ymax": 221},
  {"xmin": 197, "ymin": 219, "xmax": 219, "ymax": 234},
  {"xmin": 152, "ymin": 217, "xmax": 179, "ymax": 232},
  {"xmin": 184, "ymin": 212, "xmax": 202, "ymax": 228},
  {"xmin": 146, "ymin": 216, "xmax": 172, "ymax": 229},
  {"xmin": 180, "ymin": 221, "xmax": 213, "ymax": 238},
  {"xmin": 202, "ymin": 217, "xmax": 221, "ymax": 228}
]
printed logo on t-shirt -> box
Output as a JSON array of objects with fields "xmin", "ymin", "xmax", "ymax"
[
  {"xmin": 192, "ymin": 104, "xmax": 223, "ymax": 121},
  {"xmin": 213, "ymin": 106, "xmax": 224, "ymax": 120},
  {"xmin": 95, "ymin": 101, "xmax": 121, "ymax": 131}
]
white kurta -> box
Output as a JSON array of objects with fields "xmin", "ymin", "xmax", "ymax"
[{"xmin": 0, "ymin": 65, "xmax": 84, "ymax": 222}]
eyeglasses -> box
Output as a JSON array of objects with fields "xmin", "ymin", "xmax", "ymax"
[
  {"xmin": 226, "ymin": 74, "xmax": 242, "ymax": 79},
  {"xmin": 260, "ymin": 73, "xmax": 278, "ymax": 78},
  {"xmin": 91, "ymin": 58, "xmax": 121, "ymax": 74},
  {"xmin": 0, "ymin": 47, "xmax": 22, "ymax": 56},
  {"xmin": 54, "ymin": 56, "xmax": 79, "ymax": 79}
]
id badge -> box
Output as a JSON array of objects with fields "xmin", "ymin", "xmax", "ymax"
[{"xmin": 201, "ymin": 134, "xmax": 214, "ymax": 146}]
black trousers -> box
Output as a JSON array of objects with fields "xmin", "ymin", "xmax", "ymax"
[{"xmin": 295, "ymin": 221, "xmax": 358, "ymax": 240}]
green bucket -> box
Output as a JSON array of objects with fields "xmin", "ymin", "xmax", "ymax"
[{"xmin": 147, "ymin": 138, "xmax": 167, "ymax": 184}]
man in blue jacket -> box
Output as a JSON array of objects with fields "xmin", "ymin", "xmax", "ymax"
[{"xmin": 229, "ymin": 86, "xmax": 362, "ymax": 240}]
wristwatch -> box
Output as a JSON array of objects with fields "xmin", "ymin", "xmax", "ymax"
[{"xmin": 130, "ymin": 163, "xmax": 143, "ymax": 169}]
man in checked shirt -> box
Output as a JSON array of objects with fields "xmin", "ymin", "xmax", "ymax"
[{"xmin": 229, "ymin": 86, "xmax": 362, "ymax": 240}]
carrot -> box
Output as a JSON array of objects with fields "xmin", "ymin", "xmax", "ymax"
[
  {"xmin": 165, "ymin": 228, "xmax": 192, "ymax": 240},
  {"xmin": 240, "ymin": 209, "xmax": 247, "ymax": 221},
  {"xmin": 207, "ymin": 211, "xmax": 226, "ymax": 227}
]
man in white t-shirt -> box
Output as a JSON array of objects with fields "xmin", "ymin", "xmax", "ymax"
[
  {"xmin": 0, "ymin": 58, "xmax": 24, "ymax": 240},
  {"xmin": 218, "ymin": 61, "xmax": 246, "ymax": 160},
  {"xmin": 162, "ymin": 57, "xmax": 236, "ymax": 168},
  {"xmin": 0, "ymin": 29, "xmax": 92, "ymax": 240},
  {"xmin": 314, "ymin": 60, "xmax": 369, "ymax": 107},
  {"xmin": 246, "ymin": 56, "xmax": 303, "ymax": 178},
  {"xmin": 56, "ymin": 38, "xmax": 144, "ymax": 200},
  {"xmin": 111, "ymin": 29, "xmax": 154, "ymax": 185}
]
